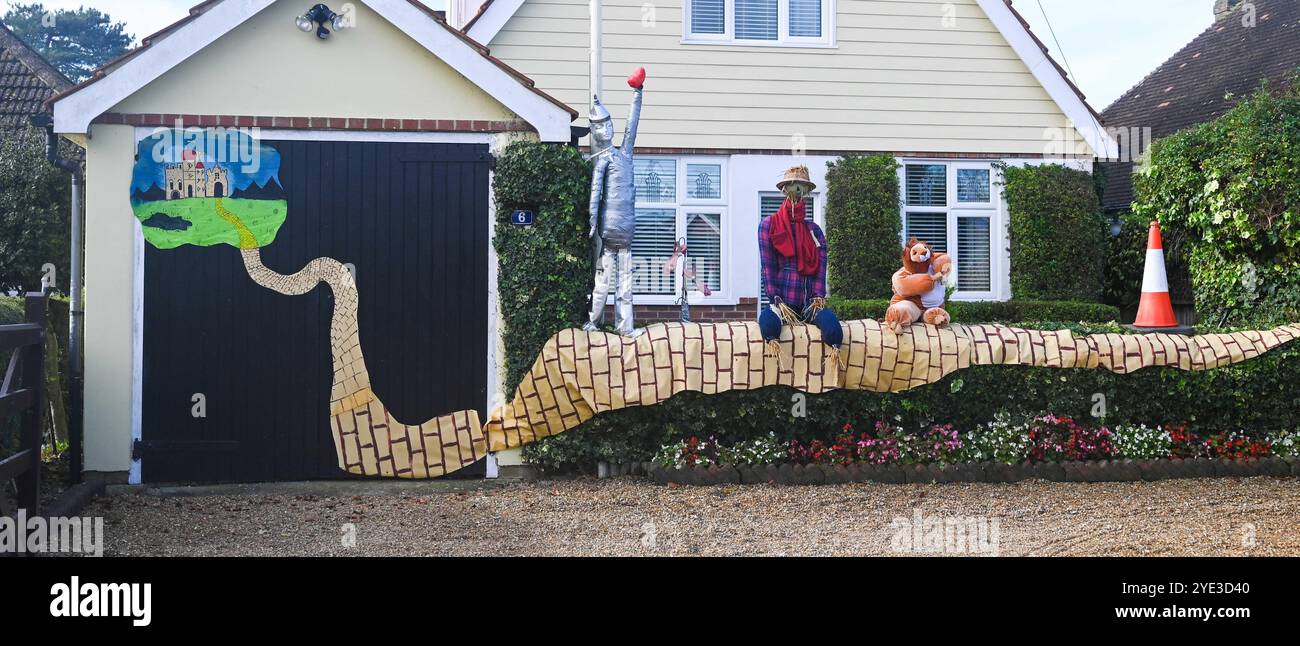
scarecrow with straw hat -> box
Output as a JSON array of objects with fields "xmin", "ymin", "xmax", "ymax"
[{"xmin": 758, "ymin": 165, "xmax": 844, "ymax": 368}]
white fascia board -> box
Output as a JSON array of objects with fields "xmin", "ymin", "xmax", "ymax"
[
  {"xmin": 465, "ymin": 0, "xmax": 525, "ymax": 44},
  {"xmin": 53, "ymin": 0, "xmax": 279, "ymax": 134},
  {"xmin": 53, "ymin": 0, "xmax": 571, "ymax": 142},
  {"xmin": 974, "ymin": 0, "xmax": 1118, "ymax": 160},
  {"xmin": 369, "ymin": 0, "xmax": 572, "ymax": 142}
]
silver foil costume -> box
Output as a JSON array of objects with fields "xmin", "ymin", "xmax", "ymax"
[{"xmin": 583, "ymin": 86, "xmax": 644, "ymax": 336}]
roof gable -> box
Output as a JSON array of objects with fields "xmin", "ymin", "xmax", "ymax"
[
  {"xmin": 49, "ymin": 0, "xmax": 575, "ymax": 140},
  {"xmin": 464, "ymin": 0, "xmax": 1118, "ymax": 158}
]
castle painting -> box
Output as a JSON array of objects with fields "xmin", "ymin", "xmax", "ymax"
[
  {"xmin": 165, "ymin": 149, "xmax": 230, "ymax": 199},
  {"xmin": 130, "ymin": 128, "xmax": 288, "ymax": 250}
]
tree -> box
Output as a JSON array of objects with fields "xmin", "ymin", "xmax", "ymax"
[
  {"xmin": 2, "ymin": 2, "xmax": 132, "ymax": 83},
  {"xmin": 0, "ymin": 127, "xmax": 70, "ymax": 293}
]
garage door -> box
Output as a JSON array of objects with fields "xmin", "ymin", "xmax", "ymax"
[{"xmin": 139, "ymin": 140, "xmax": 490, "ymax": 483}]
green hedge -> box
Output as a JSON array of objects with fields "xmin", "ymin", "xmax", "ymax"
[
  {"xmin": 1133, "ymin": 83, "xmax": 1300, "ymax": 327},
  {"xmin": 827, "ymin": 298, "xmax": 1120, "ymax": 323},
  {"xmin": 824, "ymin": 155, "xmax": 902, "ymax": 299},
  {"xmin": 524, "ymin": 320, "xmax": 1299, "ymax": 472},
  {"xmin": 1002, "ymin": 163, "xmax": 1108, "ymax": 302},
  {"xmin": 492, "ymin": 142, "xmax": 593, "ymax": 393}
]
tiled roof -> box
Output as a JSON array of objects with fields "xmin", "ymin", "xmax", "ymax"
[
  {"xmin": 0, "ymin": 21, "xmax": 71, "ymax": 132},
  {"xmin": 1099, "ymin": 0, "xmax": 1300, "ymax": 212}
]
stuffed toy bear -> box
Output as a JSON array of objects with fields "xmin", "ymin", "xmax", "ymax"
[{"xmin": 884, "ymin": 238, "xmax": 953, "ymax": 334}]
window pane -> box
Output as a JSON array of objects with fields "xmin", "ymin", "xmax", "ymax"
[
  {"xmin": 735, "ymin": 0, "xmax": 778, "ymax": 40},
  {"xmin": 905, "ymin": 212, "xmax": 947, "ymax": 252},
  {"xmin": 635, "ymin": 158, "xmax": 676, "ymax": 203},
  {"xmin": 957, "ymin": 216, "xmax": 991, "ymax": 292},
  {"xmin": 686, "ymin": 212, "xmax": 723, "ymax": 292},
  {"xmin": 631, "ymin": 208, "xmax": 678, "ymax": 295},
  {"xmin": 686, "ymin": 163, "xmax": 722, "ymax": 199},
  {"xmin": 759, "ymin": 193, "xmax": 814, "ymax": 220},
  {"xmin": 690, "ymin": 0, "xmax": 725, "ymax": 35},
  {"xmin": 789, "ymin": 0, "xmax": 822, "ymax": 37},
  {"xmin": 906, "ymin": 164, "xmax": 947, "ymax": 207},
  {"xmin": 957, "ymin": 168, "xmax": 991, "ymax": 203}
]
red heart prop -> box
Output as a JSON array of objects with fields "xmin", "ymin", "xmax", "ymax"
[{"xmin": 627, "ymin": 67, "xmax": 646, "ymax": 89}]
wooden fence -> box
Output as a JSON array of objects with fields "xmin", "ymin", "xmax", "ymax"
[{"xmin": 0, "ymin": 293, "xmax": 47, "ymax": 514}]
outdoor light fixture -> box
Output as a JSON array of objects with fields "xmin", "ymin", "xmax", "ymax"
[{"xmin": 295, "ymin": 3, "xmax": 347, "ymax": 40}]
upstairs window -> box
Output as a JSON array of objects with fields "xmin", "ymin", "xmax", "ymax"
[{"xmin": 685, "ymin": 0, "xmax": 834, "ymax": 46}]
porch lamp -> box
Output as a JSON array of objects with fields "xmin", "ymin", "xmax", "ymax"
[{"xmin": 295, "ymin": 3, "xmax": 347, "ymax": 40}]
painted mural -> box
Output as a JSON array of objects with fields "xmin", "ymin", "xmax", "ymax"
[
  {"xmin": 132, "ymin": 130, "xmax": 287, "ymax": 250},
  {"xmin": 133, "ymin": 129, "xmax": 1300, "ymax": 480},
  {"xmin": 133, "ymin": 129, "xmax": 487, "ymax": 479}
]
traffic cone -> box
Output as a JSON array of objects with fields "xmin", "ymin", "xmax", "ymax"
[{"xmin": 1133, "ymin": 220, "xmax": 1179, "ymax": 328}]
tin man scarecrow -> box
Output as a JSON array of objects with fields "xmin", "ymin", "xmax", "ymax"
[
  {"xmin": 758, "ymin": 165, "xmax": 844, "ymax": 368},
  {"xmin": 583, "ymin": 68, "xmax": 647, "ymax": 336}
]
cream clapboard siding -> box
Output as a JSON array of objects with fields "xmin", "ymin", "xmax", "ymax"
[{"xmin": 487, "ymin": 0, "xmax": 1074, "ymax": 153}]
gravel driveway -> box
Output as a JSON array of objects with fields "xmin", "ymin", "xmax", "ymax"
[{"xmin": 85, "ymin": 477, "xmax": 1300, "ymax": 556}]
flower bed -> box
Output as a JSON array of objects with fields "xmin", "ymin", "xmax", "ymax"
[{"xmin": 634, "ymin": 419, "xmax": 1300, "ymax": 486}]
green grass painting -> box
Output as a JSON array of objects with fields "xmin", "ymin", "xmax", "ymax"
[{"xmin": 133, "ymin": 198, "xmax": 288, "ymax": 250}]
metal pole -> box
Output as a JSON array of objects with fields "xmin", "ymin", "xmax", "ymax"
[{"xmin": 590, "ymin": 0, "xmax": 603, "ymax": 114}]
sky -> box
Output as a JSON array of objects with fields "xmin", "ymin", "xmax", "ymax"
[{"xmin": 1, "ymin": 0, "xmax": 1217, "ymax": 111}]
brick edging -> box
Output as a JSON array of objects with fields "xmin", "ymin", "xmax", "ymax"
[
  {"xmin": 642, "ymin": 457, "xmax": 1300, "ymax": 486},
  {"xmin": 93, "ymin": 113, "xmax": 534, "ymax": 133}
]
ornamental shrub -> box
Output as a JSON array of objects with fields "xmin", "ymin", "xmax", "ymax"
[
  {"xmin": 1001, "ymin": 163, "xmax": 1108, "ymax": 301},
  {"xmin": 492, "ymin": 142, "xmax": 593, "ymax": 393},
  {"xmin": 824, "ymin": 155, "xmax": 902, "ymax": 299},
  {"xmin": 1133, "ymin": 83, "xmax": 1300, "ymax": 327}
]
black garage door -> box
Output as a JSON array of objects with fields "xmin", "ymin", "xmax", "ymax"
[{"xmin": 140, "ymin": 141, "xmax": 490, "ymax": 483}]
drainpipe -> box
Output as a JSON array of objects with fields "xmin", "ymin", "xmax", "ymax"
[{"xmin": 31, "ymin": 114, "xmax": 84, "ymax": 484}]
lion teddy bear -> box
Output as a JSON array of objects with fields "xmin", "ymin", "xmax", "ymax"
[{"xmin": 885, "ymin": 238, "xmax": 954, "ymax": 334}]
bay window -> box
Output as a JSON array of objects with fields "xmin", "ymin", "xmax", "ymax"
[
  {"xmin": 902, "ymin": 162, "xmax": 997, "ymax": 299},
  {"xmin": 629, "ymin": 157, "xmax": 728, "ymax": 301},
  {"xmin": 685, "ymin": 0, "xmax": 834, "ymax": 46}
]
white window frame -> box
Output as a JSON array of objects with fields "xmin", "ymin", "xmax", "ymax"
[
  {"xmin": 626, "ymin": 155, "xmax": 732, "ymax": 305},
  {"xmin": 899, "ymin": 160, "xmax": 999, "ymax": 302},
  {"xmin": 683, "ymin": 0, "xmax": 836, "ymax": 48}
]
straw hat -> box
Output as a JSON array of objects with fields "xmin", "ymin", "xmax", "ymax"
[{"xmin": 776, "ymin": 165, "xmax": 816, "ymax": 191}]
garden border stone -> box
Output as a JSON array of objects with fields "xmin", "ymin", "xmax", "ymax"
[{"xmin": 643, "ymin": 457, "xmax": 1297, "ymax": 486}]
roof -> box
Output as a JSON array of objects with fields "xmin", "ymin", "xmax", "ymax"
[
  {"xmin": 1099, "ymin": 0, "xmax": 1300, "ymax": 211},
  {"xmin": 462, "ymin": 0, "xmax": 1117, "ymax": 158},
  {"xmin": 0, "ymin": 20, "xmax": 72, "ymax": 131},
  {"xmin": 47, "ymin": 0, "xmax": 576, "ymax": 138}
]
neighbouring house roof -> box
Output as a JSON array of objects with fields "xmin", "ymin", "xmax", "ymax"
[
  {"xmin": 1100, "ymin": 0, "xmax": 1300, "ymax": 212},
  {"xmin": 46, "ymin": 0, "xmax": 576, "ymax": 140},
  {"xmin": 0, "ymin": 20, "xmax": 72, "ymax": 132},
  {"xmin": 461, "ymin": 0, "xmax": 1118, "ymax": 158}
]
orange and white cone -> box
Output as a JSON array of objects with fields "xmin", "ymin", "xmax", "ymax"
[{"xmin": 1133, "ymin": 220, "xmax": 1179, "ymax": 328}]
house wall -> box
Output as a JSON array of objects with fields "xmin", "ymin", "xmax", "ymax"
[
  {"xmin": 82, "ymin": 123, "xmax": 138, "ymax": 474},
  {"xmin": 112, "ymin": 0, "xmax": 518, "ymax": 122},
  {"xmin": 487, "ymin": 0, "xmax": 1080, "ymax": 154},
  {"xmin": 75, "ymin": 0, "xmax": 541, "ymax": 477}
]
